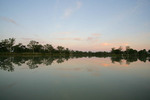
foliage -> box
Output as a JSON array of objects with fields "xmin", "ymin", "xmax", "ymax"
[
  {"xmin": 0, "ymin": 38, "xmax": 149, "ymax": 57},
  {"xmin": 0, "ymin": 38, "xmax": 15, "ymax": 52},
  {"xmin": 27, "ymin": 40, "xmax": 39, "ymax": 53}
]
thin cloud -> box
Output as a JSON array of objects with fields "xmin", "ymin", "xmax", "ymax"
[
  {"xmin": 87, "ymin": 37, "xmax": 93, "ymax": 41},
  {"xmin": 101, "ymin": 43, "xmax": 112, "ymax": 46},
  {"xmin": 63, "ymin": 8, "xmax": 73, "ymax": 18},
  {"xmin": 86, "ymin": 33, "xmax": 101, "ymax": 42},
  {"xmin": 92, "ymin": 33, "xmax": 101, "ymax": 37},
  {"xmin": 123, "ymin": 43, "xmax": 129, "ymax": 46},
  {"xmin": 100, "ymin": 42, "xmax": 129, "ymax": 47},
  {"xmin": 62, "ymin": 1, "xmax": 82, "ymax": 18},
  {"xmin": 76, "ymin": 1, "xmax": 82, "ymax": 9},
  {"xmin": 58, "ymin": 37, "xmax": 82, "ymax": 41},
  {"xmin": 86, "ymin": 37, "xmax": 99, "ymax": 42},
  {"xmin": 56, "ymin": 31, "xmax": 76, "ymax": 34},
  {"xmin": 0, "ymin": 17, "xmax": 18, "ymax": 25},
  {"xmin": 73, "ymin": 38, "xmax": 81, "ymax": 41}
]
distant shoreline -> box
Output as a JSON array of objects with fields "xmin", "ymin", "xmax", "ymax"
[
  {"xmin": 0, "ymin": 38, "xmax": 150, "ymax": 57},
  {"xmin": 0, "ymin": 52, "xmax": 149, "ymax": 57}
]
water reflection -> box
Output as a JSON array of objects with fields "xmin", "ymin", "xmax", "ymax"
[
  {"xmin": 0, "ymin": 55, "xmax": 149, "ymax": 72},
  {"xmin": 0, "ymin": 57, "xmax": 14, "ymax": 72}
]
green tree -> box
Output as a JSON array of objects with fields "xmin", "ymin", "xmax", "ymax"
[
  {"xmin": 27, "ymin": 40, "xmax": 39, "ymax": 53},
  {"xmin": 44, "ymin": 44, "xmax": 54, "ymax": 54},
  {"xmin": 57, "ymin": 46, "xmax": 64, "ymax": 55},
  {"xmin": 14, "ymin": 43, "xmax": 26, "ymax": 53},
  {"xmin": 118, "ymin": 46, "xmax": 123, "ymax": 51},
  {"xmin": 111, "ymin": 47, "xmax": 115, "ymax": 54},
  {"xmin": 148, "ymin": 50, "xmax": 150, "ymax": 54},
  {"xmin": 34, "ymin": 44, "xmax": 43, "ymax": 52},
  {"xmin": 138, "ymin": 49, "xmax": 148, "ymax": 56},
  {"xmin": 0, "ymin": 41, "xmax": 8, "ymax": 52},
  {"xmin": 8, "ymin": 38, "xmax": 15, "ymax": 52},
  {"xmin": 126, "ymin": 46, "xmax": 130, "ymax": 51},
  {"xmin": 0, "ymin": 38, "xmax": 15, "ymax": 52},
  {"xmin": 125, "ymin": 46, "xmax": 137, "ymax": 55},
  {"xmin": 111, "ymin": 47, "xmax": 122, "ymax": 55},
  {"xmin": 64, "ymin": 48, "xmax": 70, "ymax": 55}
]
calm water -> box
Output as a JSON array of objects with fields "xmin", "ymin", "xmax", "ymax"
[{"xmin": 0, "ymin": 56, "xmax": 150, "ymax": 100}]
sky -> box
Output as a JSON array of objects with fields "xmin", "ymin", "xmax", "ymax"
[{"xmin": 0, "ymin": 0, "xmax": 150, "ymax": 51}]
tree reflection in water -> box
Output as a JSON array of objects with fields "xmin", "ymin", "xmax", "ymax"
[
  {"xmin": 0, "ymin": 57, "xmax": 14, "ymax": 72},
  {"xmin": 0, "ymin": 55, "xmax": 149, "ymax": 72}
]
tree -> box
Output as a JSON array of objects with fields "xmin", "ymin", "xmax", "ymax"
[
  {"xmin": 27, "ymin": 40, "xmax": 39, "ymax": 53},
  {"xmin": 14, "ymin": 43, "xmax": 26, "ymax": 53},
  {"xmin": 118, "ymin": 46, "xmax": 123, "ymax": 51},
  {"xmin": 0, "ymin": 41, "xmax": 8, "ymax": 52},
  {"xmin": 148, "ymin": 50, "xmax": 150, "ymax": 54},
  {"xmin": 111, "ymin": 47, "xmax": 122, "ymax": 55},
  {"xmin": 57, "ymin": 46, "xmax": 64, "ymax": 55},
  {"xmin": 111, "ymin": 47, "xmax": 115, "ymax": 54},
  {"xmin": 125, "ymin": 46, "xmax": 137, "ymax": 55},
  {"xmin": 0, "ymin": 38, "xmax": 15, "ymax": 52},
  {"xmin": 126, "ymin": 46, "xmax": 130, "ymax": 51},
  {"xmin": 138, "ymin": 49, "xmax": 147, "ymax": 56},
  {"xmin": 64, "ymin": 48, "xmax": 70, "ymax": 55},
  {"xmin": 44, "ymin": 44, "xmax": 54, "ymax": 54},
  {"xmin": 8, "ymin": 38, "xmax": 15, "ymax": 52}
]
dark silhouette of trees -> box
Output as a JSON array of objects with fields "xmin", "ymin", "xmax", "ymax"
[
  {"xmin": 0, "ymin": 41, "xmax": 8, "ymax": 52},
  {"xmin": 0, "ymin": 38, "xmax": 15, "ymax": 52},
  {"xmin": 64, "ymin": 48, "xmax": 70, "ymax": 55},
  {"xmin": 148, "ymin": 50, "xmax": 150, "ymax": 54},
  {"xmin": 57, "ymin": 57, "xmax": 65, "ymax": 63},
  {"xmin": 138, "ymin": 49, "xmax": 148, "ymax": 56},
  {"xmin": 124, "ymin": 46, "xmax": 138, "ymax": 56},
  {"xmin": 1, "ymin": 55, "xmax": 149, "ymax": 72},
  {"xmin": 14, "ymin": 43, "xmax": 27, "ymax": 53},
  {"xmin": 111, "ymin": 56, "xmax": 123, "ymax": 64},
  {"xmin": 111, "ymin": 46, "xmax": 123, "ymax": 55},
  {"xmin": 44, "ymin": 44, "xmax": 54, "ymax": 54},
  {"xmin": 27, "ymin": 40, "xmax": 39, "ymax": 53},
  {"xmin": 0, "ymin": 57, "xmax": 14, "ymax": 71},
  {"xmin": 34, "ymin": 44, "xmax": 43, "ymax": 52},
  {"xmin": 7, "ymin": 38, "xmax": 15, "ymax": 52},
  {"xmin": 57, "ymin": 46, "xmax": 64, "ymax": 55},
  {"xmin": 0, "ymin": 38, "xmax": 149, "ymax": 59}
]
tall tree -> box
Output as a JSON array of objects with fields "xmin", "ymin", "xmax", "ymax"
[
  {"xmin": 34, "ymin": 44, "xmax": 43, "ymax": 52},
  {"xmin": 148, "ymin": 50, "xmax": 150, "ymax": 54},
  {"xmin": 57, "ymin": 46, "xmax": 64, "ymax": 55},
  {"xmin": 0, "ymin": 38, "xmax": 15, "ymax": 52},
  {"xmin": 44, "ymin": 44, "xmax": 54, "ymax": 54},
  {"xmin": 118, "ymin": 46, "xmax": 123, "ymax": 51},
  {"xmin": 138, "ymin": 49, "xmax": 147, "ymax": 56},
  {"xmin": 27, "ymin": 40, "xmax": 39, "ymax": 53},
  {"xmin": 111, "ymin": 47, "xmax": 115, "ymax": 53},
  {"xmin": 126, "ymin": 46, "xmax": 130, "ymax": 51},
  {"xmin": 111, "ymin": 47, "xmax": 122, "ymax": 55},
  {"xmin": 14, "ymin": 43, "xmax": 26, "ymax": 53}
]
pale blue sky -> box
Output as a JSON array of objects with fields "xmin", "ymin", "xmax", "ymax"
[{"xmin": 0, "ymin": 0, "xmax": 150, "ymax": 51}]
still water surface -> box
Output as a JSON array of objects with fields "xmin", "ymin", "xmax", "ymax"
[{"xmin": 0, "ymin": 56, "xmax": 150, "ymax": 100}]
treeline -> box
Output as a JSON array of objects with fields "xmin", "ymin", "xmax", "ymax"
[
  {"xmin": 0, "ymin": 38, "xmax": 70, "ymax": 55},
  {"xmin": 110, "ymin": 46, "xmax": 150, "ymax": 57},
  {"xmin": 0, "ymin": 38, "xmax": 108, "ymax": 56},
  {"xmin": 0, "ymin": 38, "xmax": 150, "ymax": 56}
]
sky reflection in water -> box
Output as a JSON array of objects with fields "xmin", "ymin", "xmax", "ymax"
[{"xmin": 0, "ymin": 56, "xmax": 150, "ymax": 100}]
